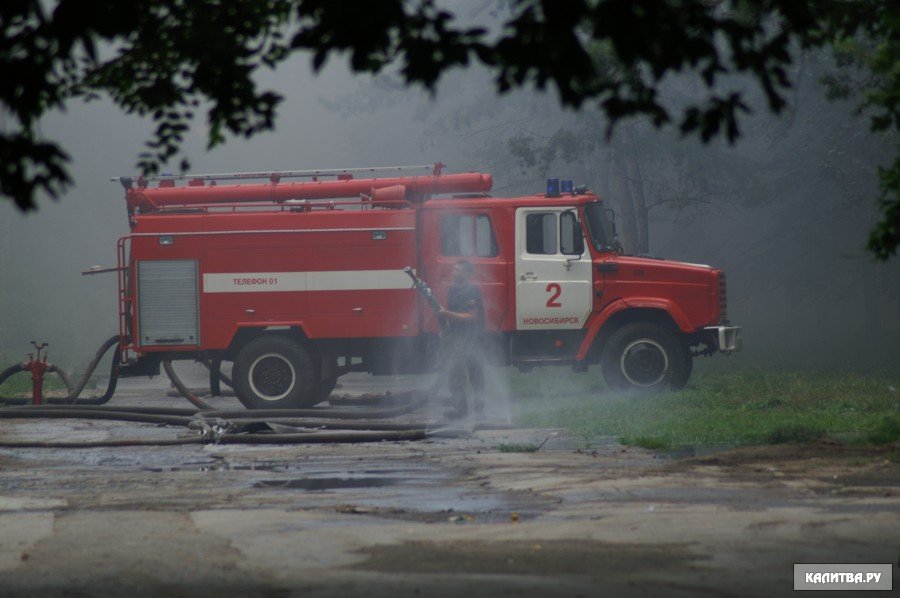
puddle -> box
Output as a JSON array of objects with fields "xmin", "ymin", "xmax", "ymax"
[
  {"xmin": 200, "ymin": 463, "xmax": 286, "ymax": 472},
  {"xmin": 249, "ymin": 467, "xmax": 516, "ymax": 516},
  {"xmin": 255, "ymin": 476, "xmax": 402, "ymax": 490},
  {"xmin": 143, "ymin": 463, "xmax": 290, "ymax": 473}
]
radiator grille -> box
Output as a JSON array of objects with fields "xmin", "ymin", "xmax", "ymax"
[{"xmin": 718, "ymin": 272, "xmax": 728, "ymax": 323}]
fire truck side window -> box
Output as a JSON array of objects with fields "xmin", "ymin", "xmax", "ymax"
[
  {"xmin": 474, "ymin": 215, "xmax": 498, "ymax": 257},
  {"xmin": 441, "ymin": 214, "xmax": 498, "ymax": 257},
  {"xmin": 441, "ymin": 215, "xmax": 465, "ymax": 255},
  {"xmin": 525, "ymin": 213, "xmax": 558, "ymax": 255}
]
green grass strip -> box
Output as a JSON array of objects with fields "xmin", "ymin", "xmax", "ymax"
[{"xmin": 507, "ymin": 363, "xmax": 900, "ymax": 450}]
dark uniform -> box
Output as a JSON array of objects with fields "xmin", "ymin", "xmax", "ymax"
[{"xmin": 445, "ymin": 281, "xmax": 485, "ymax": 416}]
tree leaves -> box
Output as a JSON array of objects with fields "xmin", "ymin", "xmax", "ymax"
[
  {"xmin": 0, "ymin": 133, "xmax": 71, "ymax": 211},
  {"xmin": 1, "ymin": 0, "xmax": 898, "ymax": 258}
]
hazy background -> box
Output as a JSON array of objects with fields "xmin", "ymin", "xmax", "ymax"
[{"xmin": 1, "ymin": 3, "xmax": 898, "ymax": 372}]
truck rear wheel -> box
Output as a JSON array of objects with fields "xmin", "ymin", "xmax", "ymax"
[
  {"xmin": 233, "ymin": 335, "xmax": 319, "ymax": 409},
  {"xmin": 600, "ymin": 322, "xmax": 691, "ymax": 392}
]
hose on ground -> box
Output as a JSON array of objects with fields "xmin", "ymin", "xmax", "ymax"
[
  {"xmin": 0, "ymin": 403, "xmax": 434, "ymax": 447},
  {"xmin": 0, "ymin": 438, "xmax": 203, "ymax": 448},
  {"xmin": 0, "ymin": 407, "xmax": 436, "ymax": 431},
  {"xmin": 0, "ymin": 403, "xmax": 500, "ymax": 447},
  {"xmin": 0, "ymin": 429, "xmax": 426, "ymax": 448},
  {"xmin": 0, "ymin": 380, "xmax": 454, "ymax": 447},
  {"xmin": 8, "ymin": 404, "xmax": 200, "ymax": 416},
  {"xmin": 198, "ymin": 392, "xmax": 430, "ymax": 421},
  {"xmin": 0, "ymin": 352, "xmax": 458, "ymax": 447},
  {"xmin": 0, "ymin": 408, "xmax": 193, "ymax": 426},
  {"xmin": 163, "ymin": 360, "xmax": 213, "ymax": 410},
  {"xmin": 3, "ymin": 386, "xmax": 436, "ymax": 421}
]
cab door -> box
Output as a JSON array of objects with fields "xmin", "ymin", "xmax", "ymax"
[
  {"xmin": 515, "ymin": 207, "xmax": 592, "ymax": 330},
  {"xmin": 419, "ymin": 207, "xmax": 508, "ymax": 332}
]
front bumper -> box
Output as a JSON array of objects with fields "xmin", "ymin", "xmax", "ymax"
[{"xmin": 704, "ymin": 325, "xmax": 742, "ymax": 352}]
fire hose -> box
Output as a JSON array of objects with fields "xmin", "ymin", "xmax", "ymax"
[
  {"xmin": 0, "ymin": 371, "xmax": 507, "ymax": 448},
  {"xmin": 0, "ymin": 356, "xmax": 468, "ymax": 448},
  {"xmin": 0, "ymin": 335, "xmax": 120, "ymax": 406},
  {"xmin": 0, "ymin": 275, "xmax": 493, "ymax": 447},
  {"xmin": 0, "ymin": 397, "xmax": 442, "ymax": 448},
  {"xmin": 0, "ymin": 398, "xmax": 503, "ymax": 448},
  {"xmin": 163, "ymin": 360, "xmax": 213, "ymax": 410}
]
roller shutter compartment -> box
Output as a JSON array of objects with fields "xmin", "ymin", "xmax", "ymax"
[{"xmin": 137, "ymin": 260, "xmax": 200, "ymax": 346}]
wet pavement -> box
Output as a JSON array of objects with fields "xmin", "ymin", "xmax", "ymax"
[{"xmin": 0, "ymin": 370, "xmax": 898, "ymax": 596}]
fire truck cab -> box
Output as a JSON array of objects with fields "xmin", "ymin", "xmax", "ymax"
[{"xmin": 112, "ymin": 164, "xmax": 741, "ymax": 409}]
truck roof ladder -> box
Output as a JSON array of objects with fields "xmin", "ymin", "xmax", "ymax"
[{"xmin": 111, "ymin": 163, "xmax": 445, "ymax": 187}]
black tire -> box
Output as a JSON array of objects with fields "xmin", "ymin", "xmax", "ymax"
[
  {"xmin": 318, "ymin": 376, "xmax": 338, "ymax": 401},
  {"xmin": 600, "ymin": 322, "xmax": 691, "ymax": 392},
  {"xmin": 232, "ymin": 336, "xmax": 319, "ymax": 409},
  {"xmin": 671, "ymin": 346, "xmax": 693, "ymax": 390}
]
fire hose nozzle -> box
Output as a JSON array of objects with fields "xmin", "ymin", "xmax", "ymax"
[{"xmin": 402, "ymin": 266, "xmax": 443, "ymax": 317}]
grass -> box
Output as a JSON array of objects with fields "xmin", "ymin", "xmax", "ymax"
[
  {"xmin": 0, "ymin": 368, "xmax": 69, "ymax": 397},
  {"xmin": 620, "ymin": 435, "xmax": 671, "ymax": 451},
  {"xmin": 497, "ymin": 443, "xmax": 541, "ymax": 453},
  {"xmin": 506, "ymin": 363, "xmax": 900, "ymax": 451},
  {"xmin": 868, "ymin": 415, "xmax": 900, "ymax": 445},
  {"xmin": 0, "ymin": 348, "xmax": 100, "ymax": 398}
]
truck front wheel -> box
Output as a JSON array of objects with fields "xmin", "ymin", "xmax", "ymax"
[
  {"xmin": 233, "ymin": 335, "xmax": 319, "ymax": 409},
  {"xmin": 600, "ymin": 322, "xmax": 691, "ymax": 392}
]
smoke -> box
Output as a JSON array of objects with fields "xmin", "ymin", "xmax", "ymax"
[{"xmin": 2, "ymin": 7, "xmax": 898, "ymax": 395}]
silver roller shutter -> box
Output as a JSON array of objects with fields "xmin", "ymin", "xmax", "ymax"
[{"xmin": 137, "ymin": 260, "xmax": 199, "ymax": 346}]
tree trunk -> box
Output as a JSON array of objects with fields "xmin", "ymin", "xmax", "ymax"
[
  {"xmin": 607, "ymin": 157, "xmax": 637, "ymax": 252},
  {"xmin": 607, "ymin": 128, "xmax": 650, "ymax": 255},
  {"xmin": 597, "ymin": 151, "xmax": 631, "ymax": 250},
  {"xmin": 619, "ymin": 126, "xmax": 650, "ymax": 254},
  {"xmin": 862, "ymin": 269, "xmax": 881, "ymax": 340},
  {"xmin": 0, "ymin": 213, "xmax": 8, "ymax": 346}
]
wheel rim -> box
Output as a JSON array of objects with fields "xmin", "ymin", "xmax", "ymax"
[
  {"xmin": 620, "ymin": 339, "xmax": 668, "ymax": 387},
  {"xmin": 248, "ymin": 353, "xmax": 296, "ymax": 401}
]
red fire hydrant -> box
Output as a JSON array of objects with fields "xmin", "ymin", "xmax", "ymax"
[{"xmin": 21, "ymin": 342, "xmax": 50, "ymax": 405}]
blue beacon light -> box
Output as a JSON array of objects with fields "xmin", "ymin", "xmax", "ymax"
[
  {"xmin": 546, "ymin": 178, "xmax": 560, "ymax": 197},
  {"xmin": 561, "ymin": 179, "xmax": 574, "ymax": 195}
]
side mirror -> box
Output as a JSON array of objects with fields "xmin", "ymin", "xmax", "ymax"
[{"xmin": 560, "ymin": 210, "xmax": 584, "ymax": 269}]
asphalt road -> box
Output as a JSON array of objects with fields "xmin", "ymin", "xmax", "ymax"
[{"xmin": 0, "ymin": 370, "xmax": 898, "ymax": 597}]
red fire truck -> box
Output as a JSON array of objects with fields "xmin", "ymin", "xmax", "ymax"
[{"xmin": 111, "ymin": 163, "xmax": 741, "ymax": 409}]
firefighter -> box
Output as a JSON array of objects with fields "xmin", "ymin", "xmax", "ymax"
[{"xmin": 438, "ymin": 259, "xmax": 485, "ymax": 418}]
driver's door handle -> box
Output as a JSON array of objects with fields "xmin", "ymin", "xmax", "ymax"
[{"xmin": 519, "ymin": 272, "xmax": 537, "ymax": 281}]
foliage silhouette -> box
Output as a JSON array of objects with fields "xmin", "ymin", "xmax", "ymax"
[{"xmin": 2, "ymin": 0, "xmax": 897, "ymax": 256}]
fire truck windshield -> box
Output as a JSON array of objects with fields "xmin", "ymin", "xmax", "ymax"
[{"xmin": 583, "ymin": 202, "xmax": 616, "ymax": 250}]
